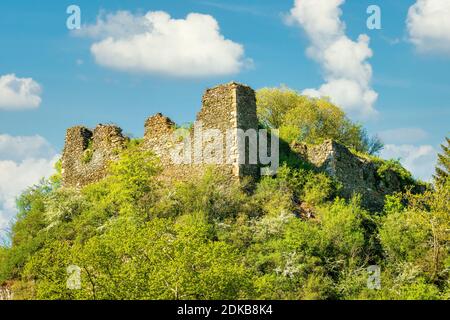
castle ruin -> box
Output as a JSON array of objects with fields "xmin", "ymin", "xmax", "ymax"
[
  {"xmin": 62, "ymin": 82, "xmax": 262, "ymax": 187},
  {"xmin": 61, "ymin": 81, "xmax": 418, "ymax": 210}
]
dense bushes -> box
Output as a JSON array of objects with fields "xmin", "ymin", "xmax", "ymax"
[
  {"xmin": 22, "ymin": 214, "xmax": 250, "ymax": 300},
  {"xmin": 0, "ymin": 93, "xmax": 447, "ymax": 300},
  {"xmin": 0, "ymin": 144, "xmax": 447, "ymax": 300}
]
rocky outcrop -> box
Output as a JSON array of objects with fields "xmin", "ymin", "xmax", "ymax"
[{"xmin": 291, "ymin": 140, "xmax": 415, "ymax": 210}]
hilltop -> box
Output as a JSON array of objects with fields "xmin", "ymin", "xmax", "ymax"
[{"xmin": 0, "ymin": 83, "xmax": 447, "ymax": 300}]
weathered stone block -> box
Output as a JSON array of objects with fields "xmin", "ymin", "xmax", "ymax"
[
  {"xmin": 292, "ymin": 139, "xmax": 409, "ymax": 210},
  {"xmin": 62, "ymin": 124, "xmax": 127, "ymax": 187}
]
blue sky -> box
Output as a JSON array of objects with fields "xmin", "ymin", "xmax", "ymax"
[{"xmin": 0, "ymin": 0, "xmax": 449, "ymax": 235}]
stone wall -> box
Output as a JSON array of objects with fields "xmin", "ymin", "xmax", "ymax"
[
  {"xmin": 292, "ymin": 140, "xmax": 406, "ymax": 210},
  {"xmin": 62, "ymin": 124, "xmax": 128, "ymax": 187},
  {"xmin": 142, "ymin": 82, "xmax": 260, "ymax": 182},
  {"xmin": 141, "ymin": 112, "xmax": 203, "ymax": 182},
  {"xmin": 62, "ymin": 82, "xmax": 260, "ymax": 187},
  {"xmin": 197, "ymin": 82, "xmax": 260, "ymax": 179}
]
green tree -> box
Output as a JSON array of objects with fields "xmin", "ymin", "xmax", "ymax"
[
  {"xmin": 378, "ymin": 183, "xmax": 449, "ymax": 298},
  {"xmin": 23, "ymin": 240, "xmax": 75, "ymax": 300},
  {"xmin": 0, "ymin": 246, "xmax": 10, "ymax": 283},
  {"xmin": 256, "ymin": 86, "xmax": 383, "ymax": 154},
  {"xmin": 0, "ymin": 182, "xmax": 52, "ymax": 282},
  {"xmin": 434, "ymin": 137, "xmax": 449, "ymax": 186},
  {"xmin": 24, "ymin": 214, "xmax": 250, "ymax": 300}
]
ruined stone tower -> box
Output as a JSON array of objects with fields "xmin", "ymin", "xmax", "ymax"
[
  {"xmin": 197, "ymin": 82, "xmax": 259, "ymax": 179},
  {"xmin": 61, "ymin": 124, "xmax": 128, "ymax": 187},
  {"xmin": 62, "ymin": 82, "xmax": 260, "ymax": 187}
]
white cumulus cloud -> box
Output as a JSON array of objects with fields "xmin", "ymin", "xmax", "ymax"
[
  {"xmin": 75, "ymin": 10, "xmax": 250, "ymax": 77},
  {"xmin": 407, "ymin": 0, "xmax": 450, "ymax": 54},
  {"xmin": 0, "ymin": 134, "xmax": 58, "ymax": 238},
  {"xmin": 0, "ymin": 74, "xmax": 42, "ymax": 110},
  {"xmin": 380, "ymin": 144, "xmax": 438, "ymax": 182},
  {"xmin": 287, "ymin": 0, "xmax": 378, "ymax": 119}
]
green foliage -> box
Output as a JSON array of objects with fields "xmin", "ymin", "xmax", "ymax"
[
  {"xmin": 1, "ymin": 114, "xmax": 447, "ymax": 300},
  {"xmin": 376, "ymin": 159, "xmax": 414, "ymax": 185},
  {"xmin": 3, "ymin": 160, "xmax": 447, "ymax": 300},
  {"xmin": 303, "ymin": 173, "xmax": 337, "ymax": 206},
  {"xmin": 49, "ymin": 159, "xmax": 62, "ymax": 187},
  {"xmin": 267, "ymin": 164, "xmax": 339, "ymax": 203},
  {"xmin": 126, "ymin": 138, "xmax": 144, "ymax": 148},
  {"xmin": 86, "ymin": 146, "xmax": 162, "ymax": 218},
  {"xmin": 256, "ymin": 86, "xmax": 383, "ymax": 154},
  {"xmin": 379, "ymin": 186, "xmax": 449, "ymax": 283},
  {"xmin": 81, "ymin": 140, "xmax": 94, "ymax": 164},
  {"xmin": 434, "ymin": 137, "xmax": 450, "ymax": 186},
  {"xmin": 167, "ymin": 168, "xmax": 251, "ymax": 222},
  {"xmin": 0, "ymin": 181, "xmax": 54, "ymax": 282},
  {"xmin": 23, "ymin": 214, "xmax": 250, "ymax": 300},
  {"xmin": 383, "ymin": 193, "xmax": 404, "ymax": 215},
  {"xmin": 241, "ymin": 198, "xmax": 370, "ymax": 300},
  {"xmin": 0, "ymin": 246, "xmax": 10, "ymax": 283},
  {"xmin": 23, "ymin": 240, "xmax": 75, "ymax": 299}
]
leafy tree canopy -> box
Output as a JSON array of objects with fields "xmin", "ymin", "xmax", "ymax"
[
  {"xmin": 256, "ymin": 86, "xmax": 383, "ymax": 155},
  {"xmin": 434, "ymin": 137, "xmax": 450, "ymax": 186}
]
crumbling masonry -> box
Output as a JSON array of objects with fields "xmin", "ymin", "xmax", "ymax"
[
  {"xmin": 62, "ymin": 82, "xmax": 260, "ymax": 187},
  {"xmin": 62, "ymin": 81, "xmax": 416, "ymax": 210}
]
